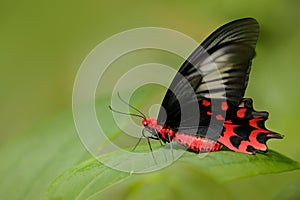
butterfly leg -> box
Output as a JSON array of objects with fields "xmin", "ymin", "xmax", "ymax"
[
  {"xmin": 167, "ymin": 133, "xmax": 174, "ymax": 160},
  {"xmin": 142, "ymin": 129, "xmax": 158, "ymax": 164}
]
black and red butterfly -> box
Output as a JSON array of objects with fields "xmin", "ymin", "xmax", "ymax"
[{"xmin": 111, "ymin": 18, "xmax": 283, "ymax": 155}]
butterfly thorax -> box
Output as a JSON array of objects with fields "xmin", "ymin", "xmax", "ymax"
[{"xmin": 142, "ymin": 118, "xmax": 176, "ymax": 142}]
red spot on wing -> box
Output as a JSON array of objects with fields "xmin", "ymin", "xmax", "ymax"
[
  {"xmin": 216, "ymin": 114, "xmax": 225, "ymax": 121},
  {"xmin": 249, "ymin": 118, "xmax": 264, "ymax": 129},
  {"xmin": 202, "ymin": 99, "xmax": 211, "ymax": 107},
  {"xmin": 221, "ymin": 101, "xmax": 229, "ymax": 111},
  {"xmin": 218, "ymin": 123, "xmax": 240, "ymax": 152},
  {"xmin": 207, "ymin": 111, "xmax": 212, "ymax": 116},
  {"xmin": 237, "ymin": 108, "xmax": 247, "ymax": 118}
]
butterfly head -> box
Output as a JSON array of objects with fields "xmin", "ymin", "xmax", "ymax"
[
  {"xmin": 142, "ymin": 118, "xmax": 156, "ymax": 127},
  {"xmin": 142, "ymin": 118, "xmax": 149, "ymax": 127},
  {"xmin": 141, "ymin": 118, "xmax": 159, "ymax": 131}
]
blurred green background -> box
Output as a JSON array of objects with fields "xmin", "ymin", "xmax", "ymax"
[{"xmin": 1, "ymin": 0, "xmax": 300, "ymax": 199}]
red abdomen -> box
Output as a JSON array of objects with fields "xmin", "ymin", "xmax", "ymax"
[
  {"xmin": 144, "ymin": 118, "xmax": 223, "ymax": 152},
  {"xmin": 174, "ymin": 132, "xmax": 223, "ymax": 152}
]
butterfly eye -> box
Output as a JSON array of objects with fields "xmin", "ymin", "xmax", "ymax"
[{"xmin": 143, "ymin": 121, "xmax": 148, "ymax": 127}]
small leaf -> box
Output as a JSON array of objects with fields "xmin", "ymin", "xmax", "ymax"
[{"xmin": 45, "ymin": 147, "xmax": 300, "ymax": 199}]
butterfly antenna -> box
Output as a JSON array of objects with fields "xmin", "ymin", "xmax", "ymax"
[
  {"xmin": 117, "ymin": 92, "xmax": 147, "ymax": 119},
  {"xmin": 108, "ymin": 105, "xmax": 145, "ymax": 119}
]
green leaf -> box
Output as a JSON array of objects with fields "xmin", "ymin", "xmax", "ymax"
[
  {"xmin": 45, "ymin": 147, "xmax": 300, "ymax": 200},
  {"xmin": 1, "ymin": 92, "xmax": 299, "ymax": 200}
]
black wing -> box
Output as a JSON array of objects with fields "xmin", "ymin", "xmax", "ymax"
[{"xmin": 157, "ymin": 18, "xmax": 259, "ymax": 133}]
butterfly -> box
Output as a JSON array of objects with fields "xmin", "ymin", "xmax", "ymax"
[{"xmin": 111, "ymin": 18, "xmax": 283, "ymax": 155}]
